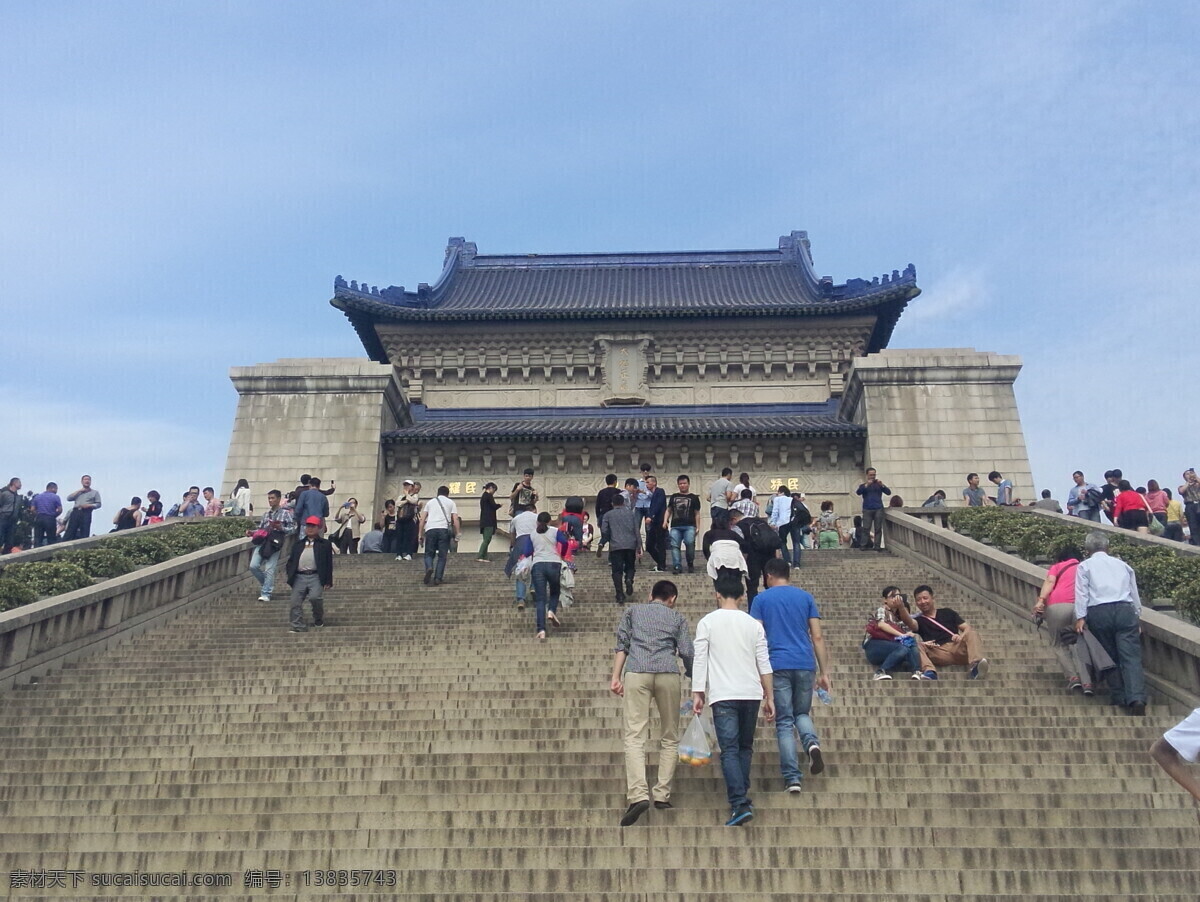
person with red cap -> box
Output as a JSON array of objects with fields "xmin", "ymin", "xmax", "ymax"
[{"xmin": 285, "ymin": 515, "xmax": 334, "ymax": 632}]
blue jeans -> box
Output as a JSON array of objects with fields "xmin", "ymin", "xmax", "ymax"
[
  {"xmin": 1086, "ymin": 602, "xmax": 1146, "ymax": 706},
  {"xmin": 669, "ymin": 525, "xmax": 696, "ymax": 570},
  {"xmin": 249, "ymin": 546, "xmax": 280, "ymax": 596},
  {"xmin": 505, "ymin": 545, "xmax": 528, "ymax": 602},
  {"xmin": 772, "ymin": 669, "xmax": 818, "ymax": 787},
  {"xmin": 711, "ymin": 699, "xmax": 760, "ymax": 812},
  {"xmin": 531, "ymin": 561, "xmax": 561, "ymax": 633},
  {"xmin": 423, "ymin": 528, "xmax": 451, "ymax": 581},
  {"xmin": 863, "ymin": 638, "xmax": 920, "ymax": 674},
  {"xmin": 779, "ymin": 524, "xmax": 803, "ymax": 566}
]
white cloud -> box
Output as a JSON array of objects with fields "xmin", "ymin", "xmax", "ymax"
[{"xmin": 905, "ymin": 266, "xmax": 989, "ymax": 323}]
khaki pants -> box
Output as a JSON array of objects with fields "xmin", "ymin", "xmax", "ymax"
[
  {"xmin": 623, "ymin": 671, "xmax": 682, "ymax": 804},
  {"xmin": 925, "ymin": 627, "xmax": 985, "ymax": 668}
]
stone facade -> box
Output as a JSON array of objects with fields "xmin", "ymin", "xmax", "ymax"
[
  {"xmin": 378, "ymin": 317, "xmax": 874, "ymax": 410},
  {"xmin": 839, "ymin": 349, "xmax": 1035, "ymax": 506},
  {"xmin": 377, "ymin": 437, "xmax": 865, "ymax": 522},
  {"xmin": 220, "ymin": 359, "xmax": 403, "ymax": 518}
]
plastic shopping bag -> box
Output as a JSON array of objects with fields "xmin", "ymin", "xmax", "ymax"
[{"xmin": 678, "ymin": 713, "xmax": 713, "ymax": 767}]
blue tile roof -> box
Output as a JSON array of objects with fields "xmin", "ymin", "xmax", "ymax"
[
  {"xmin": 332, "ymin": 232, "xmax": 919, "ymax": 362},
  {"xmin": 381, "ymin": 402, "xmax": 866, "ymax": 445}
]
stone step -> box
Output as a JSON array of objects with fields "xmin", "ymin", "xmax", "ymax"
[{"xmin": 0, "ymin": 552, "xmax": 1187, "ymax": 900}]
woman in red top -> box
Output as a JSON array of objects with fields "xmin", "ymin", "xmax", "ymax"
[
  {"xmin": 1034, "ymin": 544, "xmax": 1090, "ymax": 693},
  {"xmin": 1113, "ymin": 480, "xmax": 1151, "ymax": 532}
]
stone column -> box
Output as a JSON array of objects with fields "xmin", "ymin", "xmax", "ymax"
[
  {"xmin": 839, "ymin": 349, "xmax": 1034, "ymax": 507},
  {"xmin": 220, "ymin": 358, "xmax": 404, "ymax": 518}
]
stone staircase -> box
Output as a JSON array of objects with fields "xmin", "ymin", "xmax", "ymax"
[{"xmin": 1, "ymin": 548, "xmax": 1198, "ymax": 900}]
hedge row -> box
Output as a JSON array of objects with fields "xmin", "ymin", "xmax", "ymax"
[
  {"xmin": 947, "ymin": 507, "xmax": 1200, "ymax": 625},
  {"xmin": 0, "ymin": 519, "xmax": 255, "ymax": 613}
]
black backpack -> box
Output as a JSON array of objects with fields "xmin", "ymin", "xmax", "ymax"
[
  {"xmin": 790, "ymin": 498, "xmax": 812, "ymax": 527},
  {"xmin": 743, "ymin": 518, "xmax": 783, "ymax": 555}
]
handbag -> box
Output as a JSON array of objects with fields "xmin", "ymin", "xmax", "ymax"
[
  {"xmin": 864, "ymin": 619, "xmax": 896, "ymax": 641},
  {"xmin": 1141, "ymin": 496, "xmax": 1164, "ymax": 535}
]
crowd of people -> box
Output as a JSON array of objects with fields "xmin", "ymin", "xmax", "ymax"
[
  {"xmin": 0, "ymin": 474, "xmax": 264, "ymax": 555},
  {"xmin": 926, "ymin": 467, "xmax": 1199, "ymax": 544}
]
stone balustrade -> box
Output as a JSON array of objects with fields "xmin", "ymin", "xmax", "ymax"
[
  {"xmin": 0, "ymin": 537, "xmax": 252, "ymax": 692},
  {"xmin": 884, "ymin": 508, "xmax": 1200, "ymax": 710}
]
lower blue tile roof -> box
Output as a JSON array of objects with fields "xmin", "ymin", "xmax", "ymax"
[{"xmin": 381, "ymin": 402, "xmax": 864, "ymax": 444}]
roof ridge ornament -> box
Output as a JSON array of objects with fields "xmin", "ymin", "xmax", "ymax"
[
  {"xmin": 778, "ymin": 230, "xmax": 813, "ymax": 266},
  {"xmin": 445, "ymin": 237, "xmax": 478, "ymax": 267}
]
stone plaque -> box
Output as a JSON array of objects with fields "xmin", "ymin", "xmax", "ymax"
[{"xmin": 597, "ymin": 336, "xmax": 650, "ymax": 406}]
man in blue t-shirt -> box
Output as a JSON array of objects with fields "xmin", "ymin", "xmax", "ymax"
[
  {"xmin": 750, "ymin": 558, "xmax": 832, "ymax": 793},
  {"xmin": 989, "ymin": 470, "xmax": 1015, "ymax": 506}
]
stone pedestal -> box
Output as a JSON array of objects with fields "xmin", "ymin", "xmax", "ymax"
[
  {"xmin": 839, "ymin": 349, "xmax": 1034, "ymax": 506},
  {"xmin": 220, "ymin": 359, "xmax": 403, "ymax": 519}
]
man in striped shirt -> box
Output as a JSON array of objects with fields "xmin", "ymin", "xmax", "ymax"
[{"xmin": 610, "ymin": 579, "xmax": 694, "ymax": 826}]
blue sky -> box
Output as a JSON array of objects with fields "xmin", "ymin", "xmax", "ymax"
[{"xmin": 4, "ymin": 0, "xmax": 1198, "ymax": 514}]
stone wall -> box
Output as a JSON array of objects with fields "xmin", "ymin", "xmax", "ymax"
[
  {"xmin": 220, "ymin": 358, "xmax": 402, "ymax": 519},
  {"xmin": 381, "ymin": 437, "xmax": 866, "ymax": 526},
  {"xmin": 840, "ymin": 349, "xmax": 1034, "ymax": 507}
]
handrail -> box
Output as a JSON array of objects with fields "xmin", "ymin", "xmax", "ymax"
[
  {"xmin": 884, "ymin": 509, "xmax": 1200, "ymax": 710},
  {"xmin": 900, "ymin": 504, "xmax": 1200, "ymax": 557}
]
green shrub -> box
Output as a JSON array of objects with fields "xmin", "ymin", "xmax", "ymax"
[
  {"xmin": 945, "ymin": 506, "xmax": 1200, "ymax": 624},
  {"xmin": 0, "ymin": 519, "xmax": 253, "ymax": 613},
  {"xmin": 157, "ymin": 529, "xmax": 211, "ymax": 555},
  {"xmin": 54, "ymin": 547, "xmax": 136, "ymax": 579},
  {"xmin": 0, "ymin": 579, "xmax": 37, "ymax": 611},
  {"xmin": 1174, "ymin": 579, "xmax": 1200, "ymax": 625},
  {"xmin": 1, "ymin": 561, "xmax": 93, "ymax": 598},
  {"xmin": 107, "ymin": 534, "xmax": 173, "ymax": 566}
]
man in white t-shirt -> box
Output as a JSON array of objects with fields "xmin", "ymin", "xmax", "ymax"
[
  {"xmin": 692, "ymin": 568, "xmax": 775, "ymax": 827},
  {"xmin": 505, "ymin": 503, "xmax": 540, "ymax": 609},
  {"xmin": 418, "ymin": 485, "xmax": 460, "ymax": 587},
  {"xmin": 1151, "ymin": 708, "xmax": 1200, "ymax": 803}
]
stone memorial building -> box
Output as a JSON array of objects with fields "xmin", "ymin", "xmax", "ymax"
[{"xmin": 221, "ymin": 231, "xmax": 1033, "ymax": 520}]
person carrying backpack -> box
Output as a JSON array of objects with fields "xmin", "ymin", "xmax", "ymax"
[
  {"xmin": 730, "ymin": 509, "xmax": 781, "ymax": 612},
  {"xmin": 787, "ymin": 492, "xmax": 812, "ymax": 566}
]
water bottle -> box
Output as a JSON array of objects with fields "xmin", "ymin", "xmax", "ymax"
[{"xmin": 815, "ymin": 687, "xmax": 833, "ymax": 706}]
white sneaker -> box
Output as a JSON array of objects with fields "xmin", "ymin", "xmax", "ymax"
[
  {"xmin": 257, "ymin": 595, "xmax": 270, "ymax": 603},
  {"xmin": 403, "ymin": 554, "xmax": 413, "ymax": 561},
  {"xmin": 872, "ymin": 670, "xmax": 892, "ymax": 681},
  {"xmin": 395, "ymin": 555, "xmax": 404, "ymax": 561},
  {"xmin": 911, "ymin": 671, "xmax": 924, "ymax": 680}
]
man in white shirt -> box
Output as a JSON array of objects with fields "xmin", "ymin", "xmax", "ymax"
[
  {"xmin": 418, "ymin": 485, "xmax": 460, "ymax": 587},
  {"xmin": 1074, "ymin": 530, "xmax": 1146, "ymax": 715},
  {"xmin": 692, "ymin": 568, "xmax": 775, "ymax": 826},
  {"xmin": 1151, "ymin": 708, "xmax": 1200, "ymax": 803}
]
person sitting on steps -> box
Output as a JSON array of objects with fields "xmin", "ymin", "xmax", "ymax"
[
  {"xmin": 863, "ymin": 586, "xmax": 937, "ymax": 680},
  {"xmin": 912, "ymin": 585, "xmax": 989, "ymax": 680}
]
